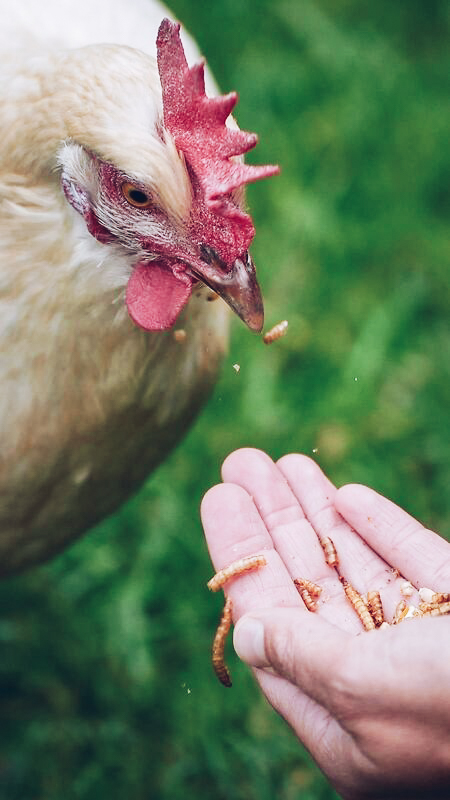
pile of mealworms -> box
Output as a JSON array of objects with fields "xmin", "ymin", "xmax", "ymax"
[{"xmin": 207, "ymin": 538, "xmax": 450, "ymax": 687}]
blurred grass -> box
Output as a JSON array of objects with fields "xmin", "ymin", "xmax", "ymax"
[{"xmin": 0, "ymin": 0, "xmax": 449, "ymax": 797}]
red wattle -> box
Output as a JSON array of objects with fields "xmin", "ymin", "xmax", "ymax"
[{"xmin": 125, "ymin": 262, "xmax": 193, "ymax": 331}]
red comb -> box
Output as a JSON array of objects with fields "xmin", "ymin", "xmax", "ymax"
[{"xmin": 156, "ymin": 19, "xmax": 279, "ymax": 252}]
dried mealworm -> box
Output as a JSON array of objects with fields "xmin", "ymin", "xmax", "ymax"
[
  {"xmin": 341, "ymin": 579, "xmax": 376, "ymax": 631},
  {"xmin": 419, "ymin": 601, "xmax": 434, "ymax": 613},
  {"xmin": 400, "ymin": 581, "xmax": 414, "ymax": 598},
  {"xmin": 320, "ymin": 537, "xmax": 339, "ymax": 568},
  {"xmin": 263, "ymin": 319, "xmax": 288, "ymax": 344},
  {"xmin": 421, "ymin": 601, "xmax": 450, "ymax": 617},
  {"xmin": 293, "ymin": 579, "xmax": 318, "ymax": 612},
  {"xmin": 212, "ymin": 596, "xmax": 233, "ymax": 687},
  {"xmin": 367, "ymin": 590, "xmax": 384, "ymax": 627},
  {"xmin": 431, "ymin": 592, "xmax": 450, "ymax": 604},
  {"xmin": 393, "ymin": 600, "xmax": 409, "ymax": 623},
  {"xmin": 173, "ymin": 328, "xmax": 187, "ymax": 342},
  {"xmin": 294, "ymin": 578, "xmax": 323, "ymax": 598},
  {"xmin": 418, "ymin": 587, "xmax": 436, "ymax": 604},
  {"xmin": 404, "ymin": 605, "xmax": 422, "ymax": 619},
  {"xmin": 207, "ymin": 554, "xmax": 268, "ymax": 592}
]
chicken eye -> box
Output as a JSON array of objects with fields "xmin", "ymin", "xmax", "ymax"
[{"xmin": 121, "ymin": 182, "xmax": 153, "ymax": 208}]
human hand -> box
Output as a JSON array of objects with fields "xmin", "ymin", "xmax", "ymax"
[{"xmin": 201, "ymin": 448, "xmax": 450, "ymax": 800}]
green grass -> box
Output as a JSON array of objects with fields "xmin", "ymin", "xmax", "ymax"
[{"xmin": 0, "ymin": 1, "xmax": 449, "ymax": 797}]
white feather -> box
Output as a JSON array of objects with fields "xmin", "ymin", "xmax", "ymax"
[{"xmin": 0, "ymin": 0, "xmax": 229, "ymax": 574}]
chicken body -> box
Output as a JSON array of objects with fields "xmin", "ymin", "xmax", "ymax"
[{"xmin": 0, "ymin": 0, "xmax": 239, "ymax": 574}]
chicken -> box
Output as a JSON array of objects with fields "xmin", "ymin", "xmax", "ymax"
[{"xmin": 0, "ymin": 0, "xmax": 278, "ymax": 575}]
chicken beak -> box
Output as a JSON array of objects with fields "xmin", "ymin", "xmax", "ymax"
[{"xmin": 192, "ymin": 251, "xmax": 264, "ymax": 333}]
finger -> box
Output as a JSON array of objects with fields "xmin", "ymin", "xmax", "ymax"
[
  {"xmin": 335, "ymin": 484, "xmax": 450, "ymax": 590},
  {"xmin": 278, "ymin": 455, "xmax": 393, "ymax": 583},
  {"xmin": 252, "ymin": 667, "xmax": 351, "ymax": 789},
  {"xmin": 233, "ymin": 607, "xmax": 353, "ymax": 716},
  {"xmin": 221, "ymin": 448, "xmax": 365, "ymax": 628},
  {"xmin": 233, "ymin": 609, "xmax": 356, "ymax": 778},
  {"xmin": 277, "ymin": 455, "xmax": 407, "ymax": 620},
  {"xmin": 200, "ymin": 482, "xmax": 301, "ymax": 616},
  {"xmin": 221, "ymin": 449, "xmax": 401, "ymax": 630},
  {"xmin": 201, "ymin": 479, "xmax": 348, "ymax": 757},
  {"xmin": 221, "ymin": 448, "xmax": 338, "ymax": 586}
]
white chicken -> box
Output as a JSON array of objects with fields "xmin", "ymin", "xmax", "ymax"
[{"xmin": 0, "ymin": 0, "xmax": 278, "ymax": 574}]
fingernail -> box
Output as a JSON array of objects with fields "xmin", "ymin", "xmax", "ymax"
[{"xmin": 233, "ymin": 616, "xmax": 268, "ymax": 667}]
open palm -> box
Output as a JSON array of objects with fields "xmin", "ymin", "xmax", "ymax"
[{"xmin": 201, "ymin": 448, "xmax": 450, "ymax": 800}]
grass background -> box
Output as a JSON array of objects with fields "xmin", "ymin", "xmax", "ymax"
[{"xmin": 1, "ymin": 0, "xmax": 449, "ymax": 797}]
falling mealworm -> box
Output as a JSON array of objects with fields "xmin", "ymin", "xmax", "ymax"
[
  {"xmin": 207, "ymin": 554, "xmax": 267, "ymax": 592},
  {"xmin": 263, "ymin": 319, "xmax": 288, "ymax": 344},
  {"xmin": 320, "ymin": 537, "xmax": 339, "ymax": 567},
  {"xmin": 341, "ymin": 578, "xmax": 376, "ymax": 631},
  {"xmin": 173, "ymin": 328, "xmax": 187, "ymax": 342},
  {"xmin": 212, "ymin": 596, "xmax": 233, "ymax": 687}
]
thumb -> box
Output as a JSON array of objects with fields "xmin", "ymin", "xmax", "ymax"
[{"xmin": 233, "ymin": 607, "xmax": 350, "ymax": 699}]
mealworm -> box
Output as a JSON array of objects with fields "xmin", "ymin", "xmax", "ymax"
[
  {"xmin": 212, "ymin": 596, "xmax": 233, "ymax": 687},
  {"xmin": 263, "ymin": 319, "xmax": 288, "ymax": 344},
  {"xmin": 418, "ymin": 587, "xmax": 436, "ymax": 604},
  {"xmin": 293, "ymin": 579, "xmax": 318, "ymax": 612},
  {"xmin": 294, "ymin": 577, "xmax": 322, "ymax": 598},
  {"xmin": 421, "ymin": 601, "xmax": 450, "ymax": 617},
  {"xmin": 207, "ymin": 554, "xmax": 268, "ymax": 592},
  {"xmin": 173, "ymin": 329, "xmax": 187, "ymax": 342},
  {"xmin": 320, "ymin": 537, "xmax": 339, "ymax": 568},
  {"xmin": 341, "ymin": 579, "xmax": 376, "ymax": 631},
  {"xmin": 400, "ymin": 581, "xmax": 414, "ymax": 598},
  {"xmin": 393, "ymin": 600, "xmax": 409, "ymax": 623},
  {"xmin": 367, "ymin": 590, "xmax": 384, "ymax": 627},
  {"xmin": 431, "ymin": 592, "xmax": 450, "ymax": 604}
]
